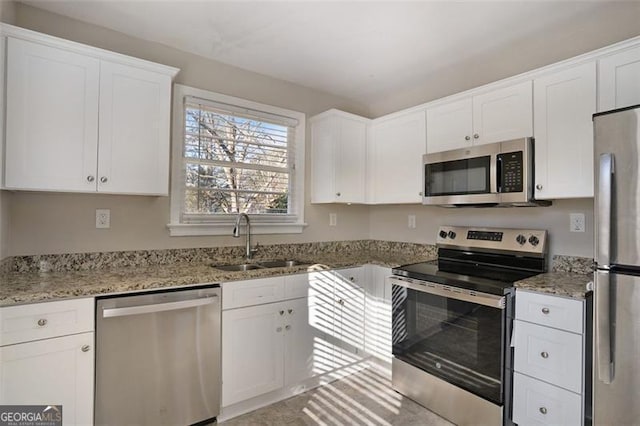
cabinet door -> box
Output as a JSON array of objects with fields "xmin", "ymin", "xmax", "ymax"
[
  {"xmin": 5, "ymin": 37, "xmax": 99, "ymax": 192},
  {"xmin": 333, "ymin": 268, "xmax": 365, "ymax": 367},
  {"xmin": 533, "ymin": 62, "xmax": 596, "ymax": 199},
  {"xmin": 221, "ymin": 303, "xmax": 284, "ymax": 406},
  {"xmin": 335, "ymin": 117, "xmax": 367, "ymax": 203},
  {"xmin": 472, "ymin": 80, "xmax": 533, "ymax": 145},
  {"xmin": 599, "ymin": 45, "xmax": 640, "ymax": 111},
  {"xmin": 426, "ymin": 98, "xmax": 473, "ymax": 153},
  {"xmin": 310, "ymin": 116, "xmax": 337, "ymax": 203},
  {"xmin": 363, "ymin": 265, "xmax": 392, "ymax": 362},
  {"xmin": 98, "ymin": 61, "xmax": 171, "ymax": 195},
  {"xmin": 0, "ymin": 333, "xmax": 94, "ymax": 426},
  {"xmin": 368, "ymin": 111, "xmax": 426, "ymax": 203}
]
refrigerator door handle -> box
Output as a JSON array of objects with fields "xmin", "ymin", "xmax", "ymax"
[
  {"xmin": 597, "ymin": 153, "xmax": 614, "ymax": 268},
  {"xmin": 596, "ymin": 270, "xmax": 614, "ymax": 384}
]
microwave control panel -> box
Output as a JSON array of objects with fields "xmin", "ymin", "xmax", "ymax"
[{"xmin": 498, "ymin": 151, "xmax": 523, "ymax": 193}]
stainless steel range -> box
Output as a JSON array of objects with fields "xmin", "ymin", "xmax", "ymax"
[{"xmin": 390, "ymin": 226, "xmax": 548, "ymax": 426}]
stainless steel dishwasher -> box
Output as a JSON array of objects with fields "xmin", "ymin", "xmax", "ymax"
[{"xmin": 95, "ymin": 285, "xmax": 221, "ymax": 425}]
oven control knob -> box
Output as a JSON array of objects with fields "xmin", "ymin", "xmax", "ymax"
[
  {"xmin": 439, "ymin": 230, "xmax": 448, "ymax": 239},
  {"xmin": 447, "ymin": 231, "xmax": 456, "ymax": 239},
  {"xmin": 516, "ymin": 234, "xmax": 527, "ymax": 245},
  {"xmin": 529, "ymin": 235, "xmax": 540, "ymax": 246}
]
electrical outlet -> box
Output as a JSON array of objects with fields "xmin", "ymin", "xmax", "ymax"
[
  {"xmin": 570, "ymin": 213, "xmax": 585, "ymax": 232},
  {"xmin": 96, "ymin": 209, "xmax": 111, "ymax": 229},
  {"xmin": 408, "ymin": 215, "xmax": 416, "ymax": 229},
  {"xmin": 329, "ymin": 213, "xmax": 337, "ymax": 227}
]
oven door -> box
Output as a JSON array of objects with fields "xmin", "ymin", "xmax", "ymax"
[{"xmin": 390, "ymin": 277, "xmax": 506, "ymax": 405}]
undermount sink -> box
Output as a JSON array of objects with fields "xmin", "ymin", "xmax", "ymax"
[{"xmin": 211, "ymin": 259, "xmax": 305, "ymax": 271}]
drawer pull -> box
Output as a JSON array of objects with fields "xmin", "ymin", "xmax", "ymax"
[
  {"xmin": 541, "ymin": 307, "xmax": 550, "ymax": 314},
  {"xmin": 37, "ymin": 318, "xmax": 48, "ymax": 327},
  {"xmin": 81, "ymin": 345, "xmax": 91, "ymax": 352},
  {"xmin": 288, "ymin": 309, "xmax": 293, "ymax": 314},
  {"xmin": 279, "ymin": 310, "xmax": 285, "ymax": 315},
  {"xmin": 540, "ymin": 351, "xmax": 549, "ymax": 359},
  {"xmin": 539, "ymin": 407, "xmax": 548, "ymax": 415}
]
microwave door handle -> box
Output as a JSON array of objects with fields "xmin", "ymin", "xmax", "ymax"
[
  {"xmin": 490, "ymin": 155, "xmax": 498, "ymax": 194},
  {"xmin": 496, "ymin": 155, "xmax": 503, "ymax": 193}
]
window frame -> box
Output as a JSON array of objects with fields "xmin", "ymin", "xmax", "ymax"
[{"xmin": 168, "ymin": 84, "xmax": 306, "ymax": 236}]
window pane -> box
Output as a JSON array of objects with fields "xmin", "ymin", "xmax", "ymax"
[{"xmin": 184, "ymin": 189, "xmax": 288, "ymax": 215}]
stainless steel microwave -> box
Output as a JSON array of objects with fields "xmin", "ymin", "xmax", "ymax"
[{"xmin": 422, "ymin": 138, "xmax": 550, "ymax": 207}]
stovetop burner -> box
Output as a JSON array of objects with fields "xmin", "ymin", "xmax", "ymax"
[{"xmin": 392, "ymin": 226, "xmax": 548, "ymax": 295}]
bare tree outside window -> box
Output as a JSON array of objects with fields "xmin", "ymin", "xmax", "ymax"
[{"xmin": 182, "ymin": 103, "xmax": 292, "ymax": 216}]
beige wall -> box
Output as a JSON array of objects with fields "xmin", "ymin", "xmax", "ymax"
[
  {"xmin": 368, "ymin": 2, "xmax": 640, "ymax": 117},
  {"xmin": 369, "ymin": 199, "xmax": 594, "ymax": 260},
  {"xmin": 4, "ymin": 3, "xmax": 371, "ymax": 256}
]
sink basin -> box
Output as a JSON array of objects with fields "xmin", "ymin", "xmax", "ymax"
[
  {"xmin": 211, "ymin": 260, "xmax": 305, "ymax": 271},
  {"xmin": 212, "ymin": 263, "xmax": 263, "ymax": 271},
  {"xmin": 257, "ymin": 260, "xmax": 305, "ymax": 268}
]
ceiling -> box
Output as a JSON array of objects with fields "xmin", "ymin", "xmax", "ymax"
[{"xmin": 20, "ymin": 1, "xmax": 640, "ymax": 108}]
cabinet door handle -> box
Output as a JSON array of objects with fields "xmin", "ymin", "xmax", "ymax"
[
  {"xmin": 536, "ymin": 184, "xmax": 543, "ymax": 190},
  {"xmin": 81, "ymin": 345, "xmax": 91, "ymax": 352},
  {"xmin": 285, "ymin": 325, "xmax": 291, "ymax": 331},
  {"xmin": 279, "ymin": 310, "xmax": 285, "ymax": 315},
  {"xmin": 419, "ymin": 191, "xmax": 423, "ymax": 196},
  {"xmin": 87, "ymin": 175, "xmax": 95, "ymax": 183},
  {"xmin": 37, "ymin": 318, "xmax": 47, "ymax": 327},
  {"xmin": 539, "ymin": 407, "xmax": 547, "ymax": 415},
  {"xmin": 473, "ymin": 133, "xmax": 479, "ymax": 139},
  {"xmin": 465, "ymin": 135, "xmax": 471, "ymax": 141},
  {"xmin": 541, "ymin": 307, "xmax": 550, "ymax": 314},
  {"xmin": 288, "ymin": 309, "xmax": 293, "ymax": 314},
  {"xmin": 100, "ymin": 176, "xmax": 108, "ymax": 183},
  {"xmin": 336, "ymin": 192, "xmax": 341, "ymax": 197},
  {"xmin": 540, "ymin": 351, "xmax": 549, "ymax": 359},
  {"xmin": 276, "ymin": 327, "xmax": 282, "ymax": 333}
]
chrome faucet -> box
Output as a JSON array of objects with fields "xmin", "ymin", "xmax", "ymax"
[{"xmin": 233, "ymin": 213, "xmax": 256, "ymax": 260}]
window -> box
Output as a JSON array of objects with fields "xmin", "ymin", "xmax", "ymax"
[{"xmin": 169, "ymin": 85, "xmax": 306, "ymax": 236}]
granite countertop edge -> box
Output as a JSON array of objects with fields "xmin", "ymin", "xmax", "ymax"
[
  {"xmin": 0, "ymin": 251, "xmax": 426, "ymax": 307},
  {"xmin": 514, "ymin": 271, "xmax": 593, "ymax": 299}
]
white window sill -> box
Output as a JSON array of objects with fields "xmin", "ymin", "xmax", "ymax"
[{"xmin": 167, "ymin": 222, "xmax": 307, "ymax": 237}]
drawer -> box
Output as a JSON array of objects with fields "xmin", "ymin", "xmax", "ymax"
[
  {"xmin": 284, "ymin": 273, "xmax": 310, "ymax": 300},
  {"xmin": 0, "ymin": 298, "xmax": 94, "ymax": 346},
  {"xmin": 333, "ymin": 267, "xmax": 364, "ymax": 300},
  {"xmin": 513, "ymin": 372, "xmax": 582, "ymax": 426},
  {"xmin": 514, "ymin": 320, "xmax": 582, "ymax": 393},
  {"xmin": 516, "ymin": 290, "xmax": 583, "ymax": 333},
  {"xmin": 222, "ymin": 277, "xmax": 285, "ymax": 310}
]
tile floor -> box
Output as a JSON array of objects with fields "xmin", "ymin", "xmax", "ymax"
[{"xmin": 220, "ymin": 364, "xmax": 454, "ymax": 426}]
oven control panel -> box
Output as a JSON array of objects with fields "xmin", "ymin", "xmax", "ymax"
[{"xmin": 436, "ymin": 226, "xmax": 547, "ymax": 255}]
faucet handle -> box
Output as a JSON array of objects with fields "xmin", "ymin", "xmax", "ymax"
[{"xmin": 250, "ymin": 242, "xmax": 260, "ymax": 255}]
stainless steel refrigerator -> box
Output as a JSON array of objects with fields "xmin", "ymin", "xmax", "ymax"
[{"xmin": 594, "ymin": 104, "xmax": 640, "ymax": 424}]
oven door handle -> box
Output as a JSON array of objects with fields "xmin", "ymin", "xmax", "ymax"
[{"xmin": 389, "ymin": 277, "xmax": 505, "ymax": 309}]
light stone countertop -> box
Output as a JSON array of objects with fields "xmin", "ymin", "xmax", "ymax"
[
  {"xmin": 514, "ymin": 271, "xmax": 593, "ymax": 299},
  {"xmin": 0, "ymin": 250, "xmax": 433, "ymax": 307}
]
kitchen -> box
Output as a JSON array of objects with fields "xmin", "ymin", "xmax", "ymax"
[{"xmin": 0, "ymin": 1, "xmax": 638, "ymax": 425}]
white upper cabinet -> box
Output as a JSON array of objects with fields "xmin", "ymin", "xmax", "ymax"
[
  {"xmin": 472, "ymin": 80, "xmax": 533, "ymax": 145},
  {"xmin": 98, "ymin": 61, "xmax": 171, "ymax": 194},
  {"xmin": 426, "ymin": 81, "xmax": 533, "ymax": 153},
  {"xmin": 5, "ymin": 37, "xmax": 100, "ymax": 192},
  {"xmin": 425, "ymin": 98, "xmax": 472, "ymax": 153},
  {"xmin": 368, "ymin": 110, "xmax": 426, "ymax": 203},
  {"xmin": 534, "ymin": 62, "xmax": 597, "ymax": 199},
  {"xmin": 599, "ymin": 45, "xmax": 640, "ymax": 111},
  {"xmin": 310, "ymin": 110, "xmax": 367, "ymax": 203},
  {"xmin": 2, "ymin": 25, "xmax": 179, "ymax": 195}
]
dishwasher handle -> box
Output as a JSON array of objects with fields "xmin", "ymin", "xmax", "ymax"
[{"xmin": 102, "ymin": 295, "xmax": 218, "ymax": 318}]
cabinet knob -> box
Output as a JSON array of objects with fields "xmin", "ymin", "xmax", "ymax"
[
  {"xmin": 86, "ymin": 175, "xmax": 95, "ymax": 183},
  {"xmin": 536, "ymin": 184, "xmax": 543, "ymax": 190},
  {"xmin": 338, "ymin": 299, "xmax": 345, "ymax": 305},
  {"xmin": 276, "ymin": 327, "xmax": 283, "ymax": 333},
  {"xmin": 473, "ymin": 133, "xmax": 479, "ymax": 139},
  {"xmin": 279, "ymin": 310, "xmax": 284, "ymax": 315},
  {"xmin": 100, "ymin": 176, "xmax": 108, "ymax": 183},
  {"xmin": 349, "ymin": 276, "xmax": 355, "ymax": 282},
  {"xmin": 540, "ymin": 351, "xmax": 549, "ymax": 359},
  {"xmin": 541, "ymin": 307, "xmax": 550, "ymax": 314},
  {"xmin": 37, "ymin": 318, "xmax": 48, "ymax": 327},
  {"xmin": 285, "ymin": 325, "xmax": 291, "ymax": 331},
  {"xmin": 465, "ymin": 135, "xmax": 471, "ymax": 141},
  {"xmin": 419, "ymin": 191, "xmax": 423, "ymax": 196},
  {"xmin": 336, "ymin": 192, "xmax": 341, "ymax": 197},
  {"xmin": 288, "ymin": 309, "xmax": 293, "ymax": 314},
  {"xmin": 539, "ymin": 407, "xmax": 548, "ymax": 415},
  {"xmin": 81, "ymin": 345, "xmax": 91, "ymax": 352}
]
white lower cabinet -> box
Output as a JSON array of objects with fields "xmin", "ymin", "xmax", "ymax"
[
  {"xmin": 0, "ymin": 298, "xmax": 95, "ymax": 426},
  {"xmin": 513, "ymin": 372, "xmax": 582, "ymax": 426},
  {"xmin": 512, "ymin": 290, "xmax": 585, "ymax": 426},
  {"xmin": 363, "ymin": 265, "xmax": 392, "ymax": 363},
  {"xmin": 221, "ymin": 267, "xmax": 366, "ymax": 412}
]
